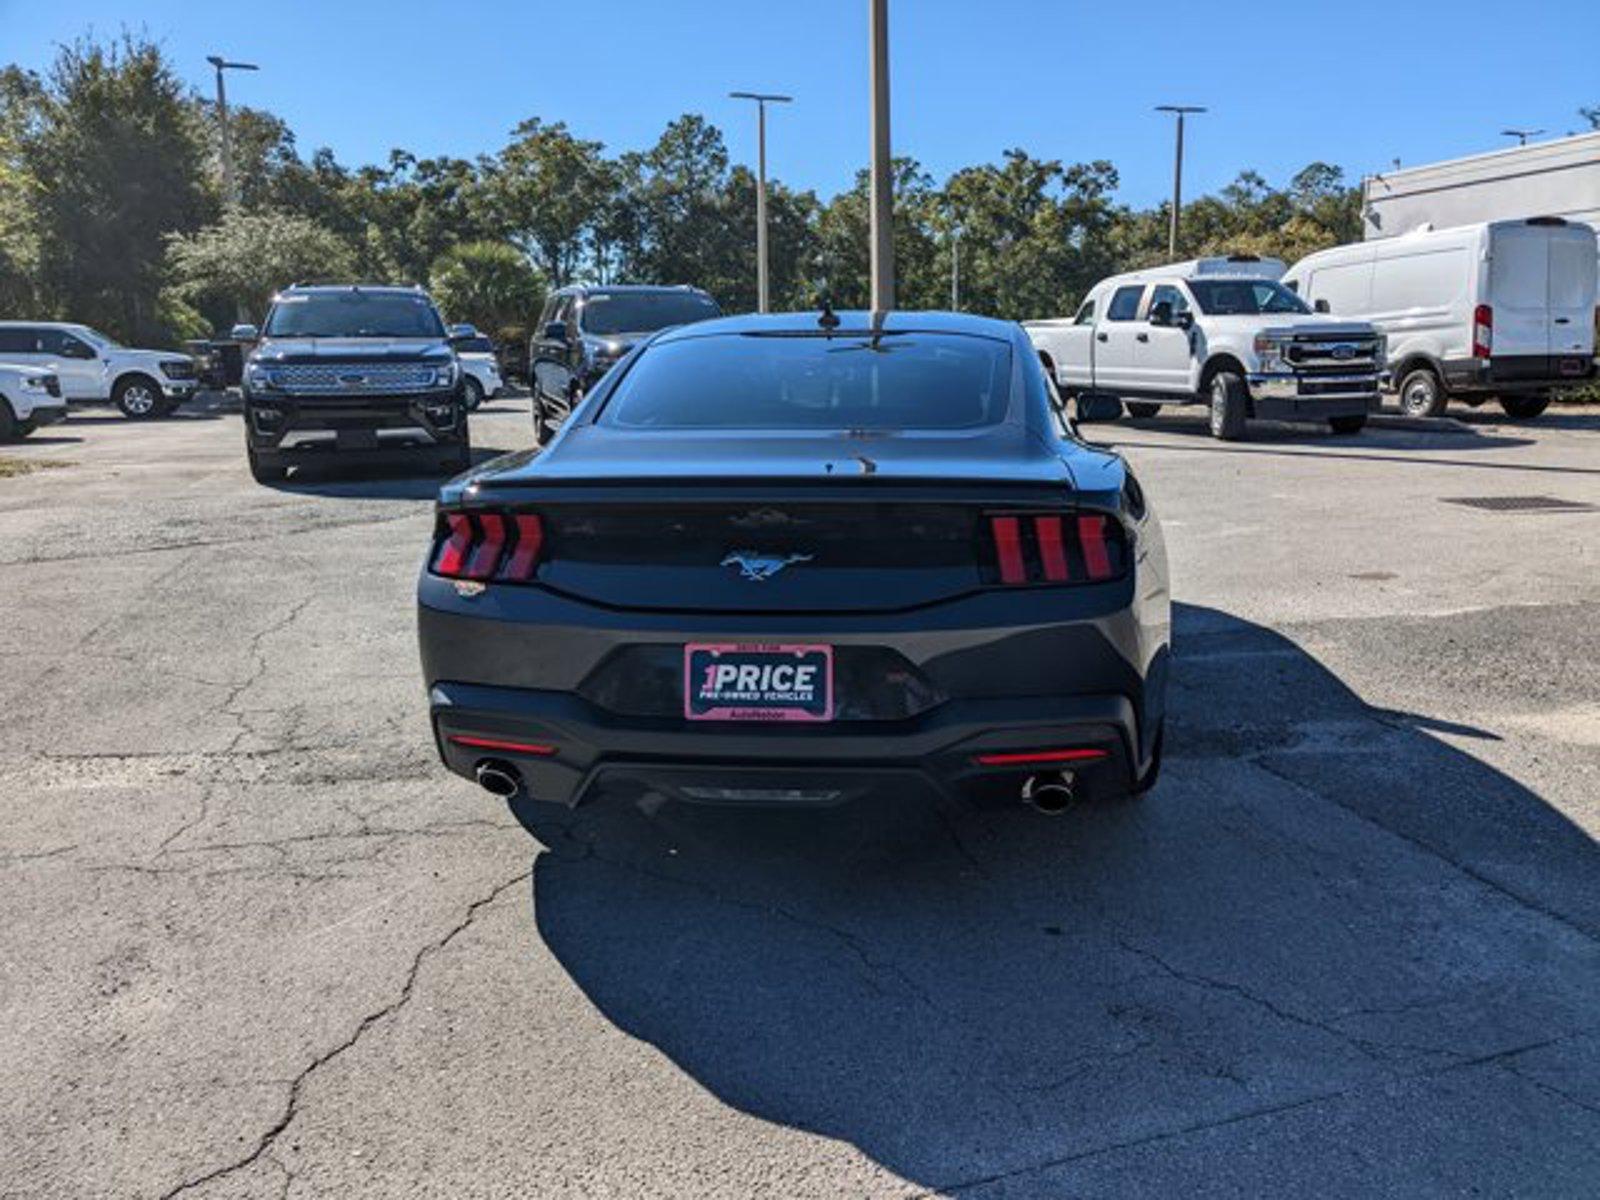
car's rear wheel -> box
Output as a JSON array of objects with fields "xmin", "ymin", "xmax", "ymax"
[
  {"xmin": 532, "ymin": 393, "xmax": 553, "ymax": 447},
  {"xmin": 462, "ymin": 377, "xmax": 484, "ymax": 411},
  {"xmin": 1328, "ymin": 414, "xmax": 1367, "ymax": 435},
  {"xmin": 1498, "ymin": 392, "xmax": 1550, "ymax": 420},
  {"xmin": 1125, "ymin": 402, "xmax": 1161, "ymax": 419},
  {"xmin": 114, "ymin": 375, "xmax": 163, "ymax": 420},
  {"xmin": 1397, "ymin": 367, "xmax": 1447, "ymax": 418},
  {"xmin": 1208, "ymin": 371, "xmax": 1248, "ymax": 440}
]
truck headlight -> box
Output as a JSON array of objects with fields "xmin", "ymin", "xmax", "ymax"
[
  {"xmin": 244, "ymin": 362, "xmax": 277, "ymax": 391},
  {"xmin": 432, "ymin": 363, "xmax": 458, "ymax": 388},
  {"xmin": 1253, "ymin": 334, "xmax": 1290, "ymax": 373},
  {"xmin": 19, "ymin": 374, "xmax": 47, "ymax": 390}
]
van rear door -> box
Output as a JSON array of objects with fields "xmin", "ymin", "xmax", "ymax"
[{"xmin": 1487, "ymin": 221, "xmax": 1597, "ymax": 359}]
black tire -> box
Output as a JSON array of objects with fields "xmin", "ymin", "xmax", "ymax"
[
  {"xmin": 1498, "ymin": 393, "xmax": 1550, "ymax": 420},
  {"xmin": 1396, "ymin": 367, "xmax": 1447, "ymax": 418},
  {"xmin": 532, "ymin": 392, "xmax": 552, "ymax": 447},
  {"xmin": 247, "ymin": 448, "xmax": 287, "ymax": 484},
  {"xmin": 113, "ymin": 374, "xmax": 163, "ymax": 420},
  {"xmin": 439, "ymin": 427, "xmax": 472, "ymax": 475},
  {"xmin": 1074, "ymin": 394, "xmax": 1124, "ymax": 423},
  {"xmin": 1125, "ymin": 402, "xmax": 1161, "ymax": 419},
  {"xmin": 462, "ymin": 377, "xmax": 484, "ymax": 412},
  {"xmin": 15, "ymin": 418, "xmax": 36, "ymax": 438},
  {"xmin": 1207, "ymin": 371, "xmax": 1248, "ymax": 440},
  {"xmin": 1328, "ymin": 414, "xmax": 1367, "ymax": 435},
  {"xmin": 0, "ymin": 399, "xmax": 16, "ymax": 441}
]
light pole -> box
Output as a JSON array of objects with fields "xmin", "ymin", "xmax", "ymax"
[
  {"xmin": 1501, "ymin": 128, "xmax": 1544, "ymax": 146},
  {"xmin": 729, "ymin": 91, "xmax": 792, "ymax": 314},
  {"xmin": 869, "ymin": 0, "xmax": 894, "ymax": 311},
  {"xmin": 1155, "ymin": 105, "xmax": 1205, "ymax": 259},
  {"xmin": 207, "ymin": 55, "xmax": 259, "ymax": 206},
  {"xmin": 949, "ymin": 223, "xmax": 961, "ymax": 311}
]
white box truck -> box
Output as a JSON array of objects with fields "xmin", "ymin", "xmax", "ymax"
[{"xmin": 1283, "ymin": 219, "xmax": 1597, "ymax": 419}]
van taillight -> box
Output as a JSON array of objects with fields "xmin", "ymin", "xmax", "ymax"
[
  {"xmin": 1473, "ymin": 304, "xmax": 1493, "ymax": 359},
  {"xmin": 985, "ymin": 513, "xmax": 1126, "ymax": 585},
  {"xmin": 432, "ymin": 511, "xmax": 544, "ymax": 582}
]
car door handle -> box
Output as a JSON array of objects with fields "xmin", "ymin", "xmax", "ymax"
[
  {"xmin": 1554, "ymin": 317, "xmax": 1571, "ymax": 325},
  {"xmin": 1096, "ymin": 333, "xmax": 1108, "ymax": 343},
  {"xmin": 1136, "ymin": 333, "xmax": 1150, "ymax": 342}
]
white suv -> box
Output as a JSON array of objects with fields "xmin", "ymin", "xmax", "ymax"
[
  {"xmin": 0, "ymin": 362, "xmax": 68, "ymax": 440},
  {"xmin": 0, "ymin": 322, "xmax": 199, "ymax": 419},
  {"xmin": 448, "ymin": 328, "xmax": 505, "ymax": 410}
]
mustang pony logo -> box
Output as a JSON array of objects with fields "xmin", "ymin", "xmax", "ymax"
[{"xmin": 720, "ymin": 551, "xmax": 813, "ymax": 581}]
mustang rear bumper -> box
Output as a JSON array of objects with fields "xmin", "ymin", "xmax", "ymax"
[{"xmin": 418, "ymin": 573, "xmax": 1168, "ymax": 808}]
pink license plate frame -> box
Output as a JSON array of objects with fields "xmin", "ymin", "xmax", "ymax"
[{"xmin": 683, "ymin": 643, "xmax": 834, "ymax": 722}]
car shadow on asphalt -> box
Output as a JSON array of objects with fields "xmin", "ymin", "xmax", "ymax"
[
  {"xmin": 507, "ymin": 602, "xmax": 1600, "ymax": 1194},
  {"xmin": 1085, "ymin": 412, "xmax": 1535, "ymax": 455}
]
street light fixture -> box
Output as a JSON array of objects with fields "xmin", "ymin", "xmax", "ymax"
[
  {"xmin": 207, "ymin": 55, "xmax": 260, "ymax": 207},
  {"xmin": 729, "ymin": 91, "xmax": 792, "ymax": 314},
  {"xmin": 1500, "ymin": 128, "xmax": 1544, "ymax": 146},
  {"xmin": 1155, "ymin": 104, "xmax": 1206, "ymax": 259}
]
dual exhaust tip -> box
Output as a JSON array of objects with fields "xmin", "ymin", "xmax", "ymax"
[{"xmin": 475, "ymin": 759, "xmax": 1079, "ymax": 814}]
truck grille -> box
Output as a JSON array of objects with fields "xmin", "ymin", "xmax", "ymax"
[
  {"xmin": 1287, "ymin": 337, "xmax": 1383, "ymax": 375},
  {"xmin": 266, "ymin": 363, "xmax": 438, "ymax": 394}
]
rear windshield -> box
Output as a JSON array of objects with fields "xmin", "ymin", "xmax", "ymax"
[
  {"xmin": 578, "ymin": 292, "xmax": 721, "ymax": 336},
  {"xmin": 601, "ymin": 332, "xmax": 1013, "ymax": 430},
  {"xmin": 264, "ymin": 292, "xmax": 445, "ymax": 339}
]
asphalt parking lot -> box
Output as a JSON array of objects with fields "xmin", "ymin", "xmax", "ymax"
[{"xmin": 3, "ymin": 396, "xmax": 1599, "ymax": 1197}]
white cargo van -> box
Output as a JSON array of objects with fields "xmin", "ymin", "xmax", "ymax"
[{"xmin": 1282, "ymin": 219, "xmax": 1597, "ymax": 419}]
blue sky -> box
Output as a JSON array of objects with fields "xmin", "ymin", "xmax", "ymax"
[{"xmin": 4, "ymin": 0, "xmax": 1597, "ymax": 207}]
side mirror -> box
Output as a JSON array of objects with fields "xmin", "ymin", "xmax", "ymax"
[
  {"xmin": 1148, "ymin": 300, "xmax": 1174, "ymax": 327},
  {"xmin": 1314, "ymin": 298, "xmax": 1331, "ymax": 314},
  {"xmin": 230, "ymin": 323, "xmax": 259, "ymax": 342},
  {"xmin": 543, "ymin": 320, "xmax": 569, "ymax": 343},
  {"xmin": 447, "ymin": 323, "xmax": 477, "ymax": 343},
  {"xmin": 1175, "ymin": 310, "xmax": 1194, "ymax": 330}
]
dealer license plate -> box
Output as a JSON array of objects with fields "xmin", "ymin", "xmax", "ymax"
[{"xmin": 684, "ymin": 644, "xmax": 833, "ymax": 722}]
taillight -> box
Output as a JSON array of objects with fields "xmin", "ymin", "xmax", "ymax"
[
  {"xmin": 984, "ymin": 513, "xmax": 1126, "ymax": 585},
  {"xmin": 431, "ymin": 510, "xmax": 545, "ymax": 582},
  {"xmin": 1473, "ymin": 304, "xmax": 1493, "ymax": 359}
]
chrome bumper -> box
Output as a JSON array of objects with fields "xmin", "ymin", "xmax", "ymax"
[{"xmin": 1247, "ymin": 373, "xmax": 1380, "ymax": 402}]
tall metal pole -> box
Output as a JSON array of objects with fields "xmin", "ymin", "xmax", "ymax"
[
  {"xmin": 730, "ymin": 92, "xmax": 792, "ymax": 314},
  {"xmin": 869, "ymin": 0, "xmax": 895, "ymax": 311},
  {"xmin": 950, "ymin": 226, "xmax": 960, "ymax": 311},
  {"xmin": 208, "ymin": 56, "xmax": 260, "ymax": 207},
  {"xmin": 1156, "ymin": 105, "xmax": 1205, "ymax": 260}
]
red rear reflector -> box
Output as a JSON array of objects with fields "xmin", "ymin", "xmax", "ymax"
[
  {"xmin": 464, "ymin": 513, "xmax": 507, "ymax": 579},
  {"xmin": 447, "ymin": 734, "xmax": 556, "ymax": 756},
  {"xmin": 1078, "ymin": 516, "xmax": 1112, "ymax": 581},
  {"xmin": 973, "ymin": 747, "xmax": 1109, "ymax": 767},
  {"xmin": 991, "ymin": 516, "xmax": 1026, "ymax": 584},
  {"xmin": 435, "ymin": 513, "xmax": 474, "ymax": 576},
  {"xmin": 1473, "ymin": 304, "xmax": 1493, "ymax": 359},
  {"xmin": 500, "ymin": 514, "xmax": 544, "ymax": 581},
  {"xmin": 1034, "ymin": 516, "xmax": 1070, "ymax": 582}
]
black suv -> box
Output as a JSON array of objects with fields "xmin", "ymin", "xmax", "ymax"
[
  {"xmin": 239, "ymin": 285, "xmax": 471, "ymax": 484},
  {"xmin": 528, "ymin": 284, "xmax": 720, "ymax": 445}
]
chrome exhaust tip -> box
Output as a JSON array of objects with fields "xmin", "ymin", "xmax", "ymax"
[
  {"xmin": 1022, "ymin": 771, "xmax": 1078, "ymax": 815},
  {"xmin": 475, "ymin": 759, "xmax": 522, "ymax": 798}
]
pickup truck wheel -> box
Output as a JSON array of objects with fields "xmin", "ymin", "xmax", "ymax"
[
  {"xmin": 1125, "ymin": 402, "xmax": 1161, "ymax": 419},
  {"xmin": 1328, "ymin": 414, "xmax": 1367, "ymax": 435},
  {"xmin": 532, "ymin": 393, "xmax": 552, "ymax": 446},
  {"xmin": 462, "ymin": 377, "xmax": 484, "ymax": 411},
  {"xmin": 1208, "ymin": 372, "xmax": 1248, "ymax": 440},
  {"xmin": 1498, "ymin": 393, "xmax": 1550, "ymax": 420},
  {"xmin": 1397, "ymin": 367, "xmax": 1447, "ymax": 418},
  {"xmin": 113, "ymin": 375, "xmax": 163, "ymax": 419}
]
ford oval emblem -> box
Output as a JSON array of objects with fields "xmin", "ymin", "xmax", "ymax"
[{"xmin": 339, "ymin": 372, "xmax": 367, "ymax": 386}]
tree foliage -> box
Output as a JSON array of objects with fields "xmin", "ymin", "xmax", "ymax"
[{"xmin": 2, "ymin": 32, "xmax": 1373, "ymax": 345}]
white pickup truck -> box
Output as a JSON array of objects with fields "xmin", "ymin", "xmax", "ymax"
[{"xmin": 1025, "ymin": 256, "xmax": 1385, "ymax": 439}]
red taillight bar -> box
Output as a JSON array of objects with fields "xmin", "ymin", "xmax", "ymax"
[
  {"xmin": 985, "ymin": 512, "xmax": 1123, "ymax": 586},
  {"xmin": 432, "ymin": 510, "xmax": 545, "ymax": 583},
  {"xmin": 1472, "ymin": 304, "xmax": 1493, "ymax": 359},
  {"xmin": 972, "ymin": 747, "xmax": 1109, "ymax": 767},
  {"xmin": 447, "ymin": 734, "xmax": 557, "ymax": 756}
]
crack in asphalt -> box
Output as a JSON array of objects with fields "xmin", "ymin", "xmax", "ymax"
[
  {"xmin": 156, "ymin": 866, "xmax": 532, "ymax": 1200},
  {"xmin": 220, "ymin": 597, "xmax": 315, "ymax": 754}
]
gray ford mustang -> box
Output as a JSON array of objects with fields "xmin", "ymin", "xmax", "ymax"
[{"xmin": 417, "ymin": 310, "xmax": 1170, "ymax": 816}]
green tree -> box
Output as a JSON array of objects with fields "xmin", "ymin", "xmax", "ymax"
[
  {"xmin": 1582, "ymin": 105, "xmax": 1599, "ymax": 130},
  {"xmin": 429, "ymin": 240, "xmax": 544, "ymax": 342},
  {"xmin": 485, "ymin": 119, "xmax": 615, "ymax": 287},
  {"xmin": 21, "ymin": 35, "xmax": 212, "ymax": 342},
  {"xmin": 0, "ymin": 67, "xmax": 45, "ymax": 313},
  {"xmin": 165, "ymin": 208, "xmax": 354, "ymax": 328}
]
